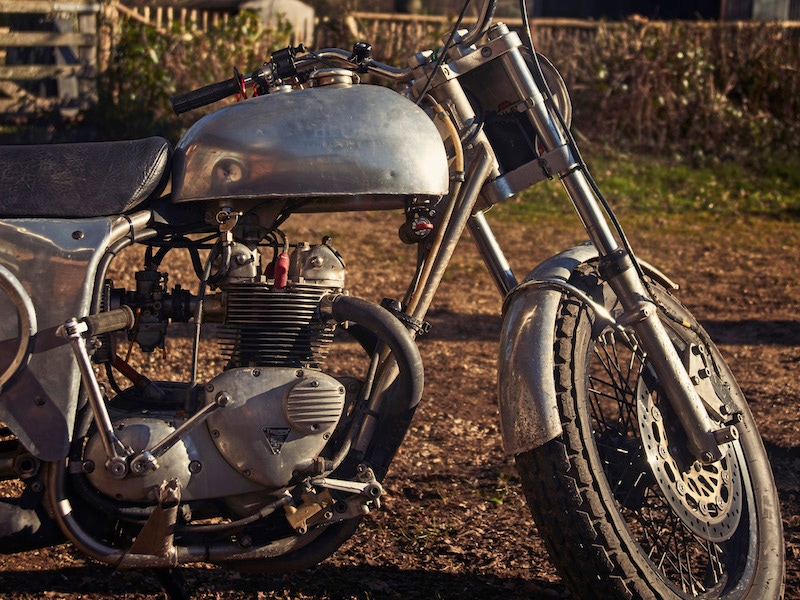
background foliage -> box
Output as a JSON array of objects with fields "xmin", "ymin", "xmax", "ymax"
[
  {"xmin": 533, "ymin": 21, "xmax": 800, "ymax": 164},
  {"xmin": 91, "ymin": 10, "xmax": 293, "ymax": 141}
]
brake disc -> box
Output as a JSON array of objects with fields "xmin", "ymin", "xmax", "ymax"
[{"xmin": 637, "ymin": 381, "xmax": 743, "ymax": 542}]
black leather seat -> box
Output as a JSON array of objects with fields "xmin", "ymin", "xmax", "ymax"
[{"xmin": 0, "ymin": 137, "xmax": 172, "ymax": 218}]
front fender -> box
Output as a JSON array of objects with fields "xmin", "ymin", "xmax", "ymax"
[
  {"xmin": 497, "ymin": 242, "xmax": 679, "ymax": 456},
  {"xmin": 497, "ymin": 243, "xmax": 599, "ymax": 456}
]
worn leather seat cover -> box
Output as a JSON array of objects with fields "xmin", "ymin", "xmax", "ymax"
[{"xmin": 0, "ymin": 137, "xmax": 172, "ymax": 218}]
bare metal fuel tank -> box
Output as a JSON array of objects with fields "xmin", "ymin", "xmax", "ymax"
[{"xmin": 171, "ymin": 79, "xmax": 449, "ymax": 211}]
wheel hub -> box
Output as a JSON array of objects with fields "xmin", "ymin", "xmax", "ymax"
[{"xmin": 637, "ymin": 381, "xmax": 743, "ymax": 542}]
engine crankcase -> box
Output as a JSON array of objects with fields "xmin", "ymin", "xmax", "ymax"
[
  {"xmin": 84, "ymin": 415, "xmax": 265, "ymax": 504},
  {"xmin": 204, "ymin": 366, "xmax": 346, "ymax": 490}
]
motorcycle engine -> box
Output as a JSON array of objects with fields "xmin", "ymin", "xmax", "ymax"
[{"xmin": 85, "ymin": 240, "xmax": 352, "ymax": 504}]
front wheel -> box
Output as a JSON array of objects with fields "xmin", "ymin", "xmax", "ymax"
[{"xmin": 516, "ymin": 262, "xmax": 784, "ymax": 599}]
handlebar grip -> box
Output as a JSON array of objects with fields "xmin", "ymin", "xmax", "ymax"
[
  {"xmin": 171, "ymin": 72, "xmax": 242, "ymax": 114},
  {"xmin": 82, "ymin": 306, "xmax": 136, "ymax": 336}
]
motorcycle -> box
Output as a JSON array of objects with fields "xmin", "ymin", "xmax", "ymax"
[{"xmin": 0, "ymin": 0, "xmax": 785, "ymax": 598}]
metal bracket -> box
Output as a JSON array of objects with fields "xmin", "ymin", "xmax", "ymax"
[
  {"xmin": 683, "ymin": 343, "xmax": 729, "ymax": 423},
  {"xmin": 128, "ymin": 392, "xmax": 229, "ymax": 476},
  {"xmin": 482, "ymin": 143, "xmax": 576, "ymax": 205},
  {"xmin": 60, "ymin": 318, "xmax": 133, "ymax": 478},
  {"xmin": 120, "ymin": 479, "xmax": 181, "ymax": 567},
  {"xmin": 284, "ymin": 465, "xmax": 384, "ymax": 534}
]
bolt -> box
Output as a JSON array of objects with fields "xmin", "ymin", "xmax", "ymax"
[
  {"xmin": 72, "ymin": 230, "xmax": 85, "ymax": 240},
  {"xmin": 481, "ymin": 47, "xmax": 492, "ymax": 58},
  {"xmin": 698, "ymin": 368, "xmax": 711, "ymax": 379},
  {"xmin": 107, "ymin": 460, "xmax": 127, "ymax": 477},
  {"xmin": 188, "ymin": 460, "xmax": 202, "ymax": 474},
  {"xmin": 252, "ymin": 369, "xmax": 261, "ymax": 377},
  {"xmin": 701, "ymin": 451, "xmax": 715, "ymax": 464},
  {"xmin": 215, "ymin": 391, "xmax": 231, "ymax": 407},
  {"xmin": 212, "ymin": 429, "xmax": 220, "ymax": 438},
  {"xmin": 33, "ymin": 396, "xmax": 46, "ymax": 406},
  {"xmin": 309, "ymin": 255, "xmax": 324, "ymax": 268},
  {"xmin": 205, "ymin": 383, "xmax": 215, "ymax": 393},
  {"xmin": 676, "ymin": 481, "xmax": 686, "ymax": 495},
  {"xmin": 310, "ymin": 380, "xmax": 319, "ymax": 388},
  {"xmin": 716, "ymin": 496, "xmax": 725, "ymax": 509},
  {"xmin": 29, "ymin": 480, "xmax": 43, "ymax": 493}
]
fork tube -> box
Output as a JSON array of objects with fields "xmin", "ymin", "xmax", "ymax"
[{"xmin": 494, "ymin": 37, "xmax": 621, "ymax": 256}]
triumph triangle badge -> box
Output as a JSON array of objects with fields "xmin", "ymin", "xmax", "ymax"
[{"xmin": 262, "ymin": 427, "xmax": 291, "ymax": 455}]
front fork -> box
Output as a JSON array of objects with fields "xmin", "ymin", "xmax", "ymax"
[{"xmin": 467, "ymin": 41, "xmax": 728, "ymax": 464}]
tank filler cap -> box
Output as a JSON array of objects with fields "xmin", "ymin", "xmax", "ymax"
[{"xmin": 309, "ymin": 68, "xmax": 360, "ymax": 88}]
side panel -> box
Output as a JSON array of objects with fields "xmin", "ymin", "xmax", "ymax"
[
  {"xmin": 497, "ymin": 243, "xmax": 599, "ymax": 456},
  {"xmin": 0, "ymin": 218, "xmax": 113, "ymax": 460}
]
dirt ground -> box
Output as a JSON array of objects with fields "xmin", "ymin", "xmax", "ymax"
[{"xmin": 0, "ymin": 207, "xmax": 798, "ymax": 599}]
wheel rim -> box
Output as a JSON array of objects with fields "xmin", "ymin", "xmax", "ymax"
[{"xmin": 587, "ymin": 329, "xmax": 750, "ymax": 595}]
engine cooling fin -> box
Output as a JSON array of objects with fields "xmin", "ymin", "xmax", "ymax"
[{"xmin": 219, "ymin": 283, "xmax": 335, "ymax": 368}]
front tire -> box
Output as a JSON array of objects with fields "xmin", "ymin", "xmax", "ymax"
[{"xmin": 516, "ymin": 262, "xmax": 784, "ymax": 599}]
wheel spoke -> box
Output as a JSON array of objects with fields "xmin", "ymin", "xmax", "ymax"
[{"xmin": 589, "ymin": 325, "xmax": 733, "ymax": 594}]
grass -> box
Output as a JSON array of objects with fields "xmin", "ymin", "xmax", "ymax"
[{"xmin": 493, "ymin": 150, "xmax": 800, "ymax": 222}]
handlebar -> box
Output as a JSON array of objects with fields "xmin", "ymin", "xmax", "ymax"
[
  {"xmin": 170, "ymin": 0, "xmax": 499, "ymax": 114},
  {"xmin": 295, "ymin": 49, "xmax": 412, "ymax": 82},
  {"xmin": 170, "ymin": 50, "xmax": 412, "ymax": 114},
  {"xmin": 171, "ymin": 68, "xmax": 244, "ymax": 114}
]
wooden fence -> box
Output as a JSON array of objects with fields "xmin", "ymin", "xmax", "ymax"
[
  {"xmin": 0, "ymin": 0, "xmax": 231, "ymax": 119},
  {"xmin": 113, "ymin": 2, "xmax": 231, "ymax": 34},
  {"xmin": 0, "ymin": 0, "xmax": 102, "ymax": 116}
]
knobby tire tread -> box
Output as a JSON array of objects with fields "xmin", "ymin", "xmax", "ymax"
[{"xmin": 517, "ymin": 296, "xmax": 645, "ymax": 600}]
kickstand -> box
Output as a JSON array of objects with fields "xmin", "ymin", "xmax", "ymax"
[{"xmin": 151, "ymin": 566, "xmax": 191, "ymax": 600}]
